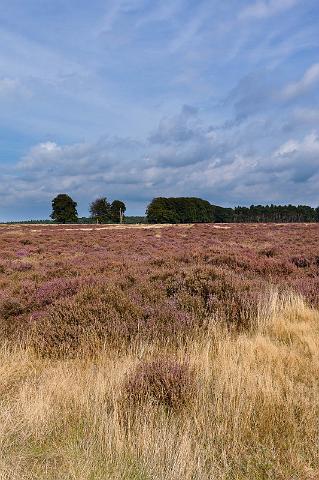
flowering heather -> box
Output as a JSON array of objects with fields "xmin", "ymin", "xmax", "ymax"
[
  {"xmin": 34, "ymin": 277, "xmax": 80, "ymax": 306},
  {"xmin": 0, "ymin": 223, "xmax": 318, "ymax": 353},
  {"xmin": 0, "ymin": 223, "xmax": 319, "ymax": 479},
  {"xmin": 123, "ymin": 357, "xmax": 195, "ymax": 411}
]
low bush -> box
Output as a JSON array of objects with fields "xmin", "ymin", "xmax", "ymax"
[
  {"xmin": 291, "ymin": 256, "xmax": 311, "ymax": 268},
  {"xmin": 123, "ymin": 357, "xmax": 195, "ymax": 411},
  {"xmin": 0, "ymin": 298, "xmax": 25, "ymax": 339},
  {"xmin": 0, "ymin": 299, "xmax": 24, "ymax": 320},
  {"xmin": 165, "ymin": 266, "xmax": 260, "ymax": 329},
  {"xmin": 30, "ymin": 285, "xmax": 145, "ymax": 357}
]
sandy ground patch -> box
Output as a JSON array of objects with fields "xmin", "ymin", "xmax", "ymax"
[{"xmin": 0, "ymin": 223, "xmax": 195, "ymax": 233}]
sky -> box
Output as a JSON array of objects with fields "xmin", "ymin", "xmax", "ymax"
[{"xmin": 0, "ymin": 0, "xmax": 319, "ymax": 220}]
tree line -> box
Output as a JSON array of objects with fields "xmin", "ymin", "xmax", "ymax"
[
  {"xmin": 146, "ymin": 197, "xmax": 319, "ymax": 223},
  {"xmin": 213, "ymin": 204, "xmax": 319, "ymax": 223},
  {"xmin": 49, "ymin": 193, "xmax": 319, "ymax": 224}
]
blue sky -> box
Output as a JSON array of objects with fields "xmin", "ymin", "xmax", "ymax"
[{"xmin": 1, "ymin": 0, "xmax": 319, "ymax": 219}]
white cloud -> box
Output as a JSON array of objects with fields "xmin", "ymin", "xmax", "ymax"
[
  {"xmin": 239, "ymin": 0, "xmax": 298, "ymax": 20},
  {"xmin": 18, "ymin": 142, "xmax": 62, "ymax": 169},
  {"xmin": 272, "ymin": 133, "xmax": 319, "ymax": 182},
  {"xmin": 275, "ymin": 132, "xmax": 319, "ymax": 157},
  {"xmin": 281, "ymin": 63, "xmax": 319, "ymax": 100},
  {"xmin": 275, "ymin": 139, "xmax": 298, "ymax": 156}
]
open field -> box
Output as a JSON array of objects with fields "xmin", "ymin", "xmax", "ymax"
[{"xmin": 0, "ymin": 223, "xmax": 318, "ymax": 479}]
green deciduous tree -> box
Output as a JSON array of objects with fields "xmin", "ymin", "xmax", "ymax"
[
  {"xmin": 50, "ymin": 194, "xmax": 78, "ymax": 224},
  {"xmin": 110, "ymin": 200, "xmax": 126, "ymax": 223},
  {"xmin": 89, "ymin": 197, "xmax": 111, "ymax": 223}
]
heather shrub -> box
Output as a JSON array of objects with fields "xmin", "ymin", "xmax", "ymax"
[
  {"xmin": 30, "ymin": 284, "xmax": 198, "ymax": 357},
  {"xmin": 0, "ymin": 298, "xmax": 26, "ymax": 339},
  {"xmin": 0, "ymin": 298, "xmax": 24, "ymax": 320},
  {"xmin": 10, "ymin": 262, "xmax": 33, "ymax": 272},
  {"xmin": 259, "ymin": 247, "xmax": 278, "ymax": 257},
  {"xmin": 30, "ymin": 285, "xmax": 145, "ymax": 357},
  {"xmin": 165, "ymin": 266, "xmax": 260, "ymax": 329},
  {"xmin": 123, "ymin": 357, "xmax": 195, "ymax": 411},
  {"xmin": 20, "ymin": 239, "xmax": 32, "ymax": 245},
  {"xmin": 34, "ymin": 277, "xmax": 80, "ymax": 306},
  {"xmin": 255, "ymin": 257, "xmax": 294, "ymax": 277},
  {"xmin": 291, "ymin": 256, "xmax": 310, "ymax": 268},
  {"xmin": 291, "ymin": 278, "xmax": 319, "ymax": 307},
  {"xmin": 16, "ymin": 249, "xmax": 30, "ymax": 257},
  {"xmin": 205, "ymin": 281, "xmax": 259, "ymax": 329}
]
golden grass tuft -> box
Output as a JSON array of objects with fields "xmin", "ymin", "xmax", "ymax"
[{"xmin": 0, "ymin": 292, "xmax": 318, "ymax": 479}]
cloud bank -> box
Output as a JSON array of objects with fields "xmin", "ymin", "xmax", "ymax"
[{"xmin": 0, "ymin": 0, "xmax": 318, "ymax": 219}]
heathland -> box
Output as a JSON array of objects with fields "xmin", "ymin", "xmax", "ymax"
[{"xmin": 0, "ymin": 223, "xmax": 318, "ymax": 479}]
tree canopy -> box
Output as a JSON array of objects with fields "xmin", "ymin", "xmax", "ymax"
[
  {"xmin": 146, "ymin": 197, "xmax": 214, "ymax": 224},
  {"xmin": 110, "ymin": 200, "xmax": 126, "ymax": 223},
  {"xmin": 89, "ymin": 197, "xmax": 111, "ymax": 223},
  {"xmin": 50, "ymin": 194, "xmax": 78, "ymax": 223}
]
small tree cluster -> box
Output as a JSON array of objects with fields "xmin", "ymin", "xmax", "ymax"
[
  {"xmin": 90, "ymin": 198, "xmax": 126, "ymax": 224},
  {"xmin": 50, "ymin": 194, "xmax": 126, "ymax": 224}
]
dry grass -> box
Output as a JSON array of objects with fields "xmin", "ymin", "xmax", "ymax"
[{"xmin": 0, "ymin": 291, "xmax": 318, "ymax": 480}]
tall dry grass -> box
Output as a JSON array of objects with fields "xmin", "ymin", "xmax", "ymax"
[{"xmin": 0, "ymin": 291, "xmax": 318, "ymax": 480}]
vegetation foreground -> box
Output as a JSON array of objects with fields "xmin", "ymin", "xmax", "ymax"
[{"xmin": 0, "ymin": 223, "xmax": 318, "ymax": 479}]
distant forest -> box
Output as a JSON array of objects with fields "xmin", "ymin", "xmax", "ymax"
[
  {"xmin": 213, "ymin": 204, "xmax": 319, "ymax": 223},
  {"xmin": 146, "ymin": 197, "xmax": 319, "ymax": 224}
]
